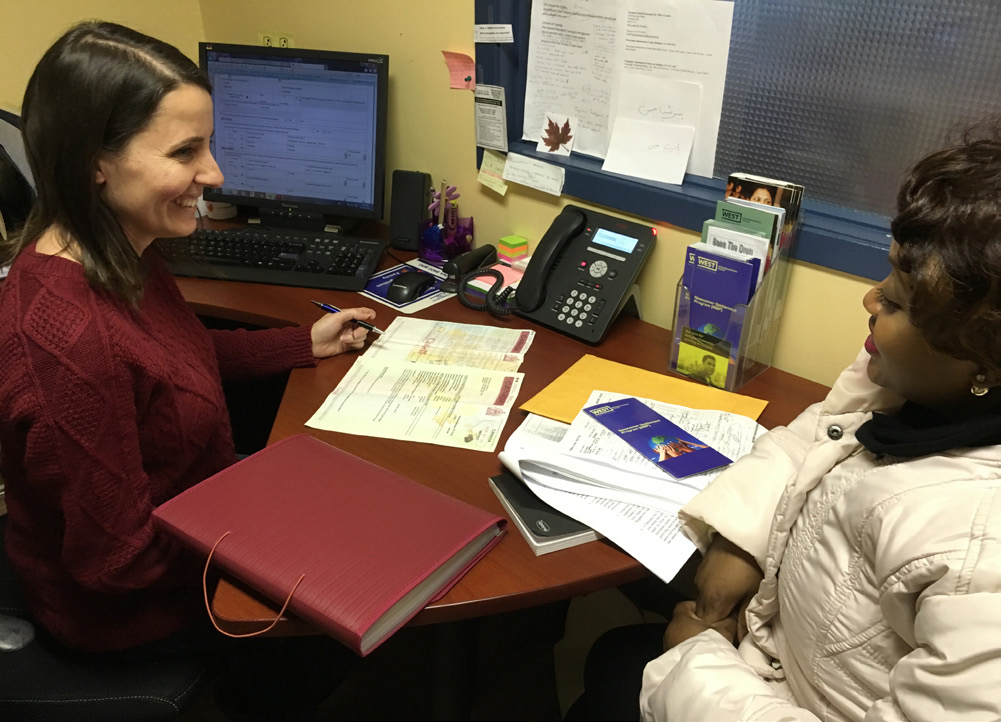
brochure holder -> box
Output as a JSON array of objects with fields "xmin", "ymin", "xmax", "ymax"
[{"xmin": 670, "ymin": 223, "xmax": 800, "ymax": 392}]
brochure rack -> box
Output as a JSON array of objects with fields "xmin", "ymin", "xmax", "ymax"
[{"xmin": 670, "ymin": 223, "xmax": 800, "ymax": 392}]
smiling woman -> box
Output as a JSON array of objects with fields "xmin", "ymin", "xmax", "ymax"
[
  {"xmin": 7, "ymin": 21, "xmax": 216, "ymax": 303},
  {"xmin": 0, "ymin": 20, "xmax": 373, "ymax": 720},
  {"xmin": 93, "ymin": 84, "xmax": 223, "ymax": 254}
]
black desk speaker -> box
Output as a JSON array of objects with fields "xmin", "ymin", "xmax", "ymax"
[{"xmin": 389, "ymin": 170, "xmax": 431, "ymax": 251}]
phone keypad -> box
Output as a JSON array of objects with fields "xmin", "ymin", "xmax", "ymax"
[{"xmin": 554, "ymin": 289, "xmax": 604, "ymax": 328}]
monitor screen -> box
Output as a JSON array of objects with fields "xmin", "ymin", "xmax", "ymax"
[{"xmin": 200, "ymin": 42, "xmax": 388, "ymax": 227}]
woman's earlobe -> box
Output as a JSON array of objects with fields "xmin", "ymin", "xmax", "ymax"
[{"xmin": 970, "ymin": 371, "xmax": 1001, "ymax": 397}]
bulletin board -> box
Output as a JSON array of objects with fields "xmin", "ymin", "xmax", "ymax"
[{"xmin": 474, "ymin": 0, "xmax": 1001, "ymax": 281}]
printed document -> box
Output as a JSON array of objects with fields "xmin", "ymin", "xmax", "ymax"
[
  {"xmin": 499, "ymin": 392, "xmax": 765, "ymax": 582},
  {"xmin": 523, "ymin": 0, "xmax": 733, "ymax": 178},
  {"xmin": 306, "ymin": 318, "xmax": 535, "ymax": 452},
  {"xmin": 500, "ymin": 413, "xmax": 694, "ymax": 581},
  {"xmin": 362, "ymin": 317, "xmax": 534, "ymax": 371}
]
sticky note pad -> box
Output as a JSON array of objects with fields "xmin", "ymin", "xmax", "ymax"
[{"xmin": 499, "ymin": 235, "xmax": 529, "ymax": 264}]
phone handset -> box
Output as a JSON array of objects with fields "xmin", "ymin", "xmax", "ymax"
[{"xmin": 516, "ymin": 206, "xmax": 587, "ymax": 312}]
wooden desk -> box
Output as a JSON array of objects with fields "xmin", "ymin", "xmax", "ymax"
[{"xmin": 176, "ymin": 274, "xmax": 829, "ymax": 634}]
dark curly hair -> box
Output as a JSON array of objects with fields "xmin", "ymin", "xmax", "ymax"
[
  {"xmin": 891, "ymin": 118, "xmax": 1001, "ymax": 376},
  {"xmin": 1, "ymin": 21, "xmax": 210, "ymax": 305}
]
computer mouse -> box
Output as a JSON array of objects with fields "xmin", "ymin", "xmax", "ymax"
[{"xmin": 387, "ymin": 271, "xmax": 436, "ymax": 304}]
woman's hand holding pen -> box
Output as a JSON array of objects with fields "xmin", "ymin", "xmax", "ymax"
[{"xmin": 310, "ymin": 306, "xmax": 378, "ymax": 358}]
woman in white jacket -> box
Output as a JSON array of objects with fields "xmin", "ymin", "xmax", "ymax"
[{"xmin": 573, "ymin": 123, "xmax": 1001, "ymax": 722}]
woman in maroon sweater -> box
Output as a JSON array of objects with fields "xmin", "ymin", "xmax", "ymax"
[{"xmin": 0, "ymin": 20, "xmax": 376, "ymax": 719}]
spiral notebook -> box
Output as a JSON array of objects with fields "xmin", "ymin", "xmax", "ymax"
[{"xmin": 152, "ymin": 434, "xmax": 506, "ymax": 656}]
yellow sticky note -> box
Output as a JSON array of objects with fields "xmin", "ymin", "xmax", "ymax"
[
  {"xmin": 441, "ymin": 51, "xmax": 475, "ymax": 90},
  {"xmin": 477, "ymin": 149, "xmax": 509, "ymax": 196},
  {"xmin": 521, "ymin": 354, "xmax": 769, "ymax": 423}
]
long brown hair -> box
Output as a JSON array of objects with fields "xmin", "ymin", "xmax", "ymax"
[{"xmin": 2, "ymin": 21, "xmax": 210, "ymax": 305}]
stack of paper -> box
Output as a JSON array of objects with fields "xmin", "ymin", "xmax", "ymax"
[{"xmin": 499, "ymin": 391, "xmax": 765, "ymax": 582}]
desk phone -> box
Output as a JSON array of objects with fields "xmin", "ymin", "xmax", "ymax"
[{"xmin": 514, "ymin": 205, "xmax": 657, "ymax": 344}]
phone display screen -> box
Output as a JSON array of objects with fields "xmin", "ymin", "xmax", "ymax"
[{"xmin": 592, "ymin": 228, "xmax": 639, "ymax": 254}]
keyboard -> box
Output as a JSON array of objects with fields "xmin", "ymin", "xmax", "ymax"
[{"xmin": 160, "ymin": 227, "xmax": 386, "ymax": 292}]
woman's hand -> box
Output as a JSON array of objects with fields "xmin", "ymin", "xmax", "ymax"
[
  {"xmin": 310, "ymin": 306, "xmax": 378, "ymax": 358},
  {"xmin": 693, "ymin": 535, "xmax": 763, "ymax": 643},
  {"xmin": 663, "ymin": 600, "xmax": 737, "ymax": 650}
]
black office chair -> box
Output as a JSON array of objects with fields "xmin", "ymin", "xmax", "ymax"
[
  {"xmin": 0, "ymin": 513, "xmax": 212, "ymax": 721},
  {"xmin": 0, "ymin": 109, "xmax": 35, "ymax": 239}
]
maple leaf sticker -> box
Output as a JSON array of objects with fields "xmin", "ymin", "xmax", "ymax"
[{"xmin": 542, "ymin": 117, "xmax": 573, "ymax": 152}]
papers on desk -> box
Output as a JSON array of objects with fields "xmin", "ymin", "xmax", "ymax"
[
  {"xmin": 306, "ymin": 318, "xmax": 535, "ymax": 452},
  {"xmin": 499, "ymin": 391, "xmax": 766, "ymax": 582}
]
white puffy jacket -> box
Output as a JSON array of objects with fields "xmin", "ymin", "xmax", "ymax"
[{"xmin": 641, "ymin": 349, "xmax": 1001, "ymax": 721}]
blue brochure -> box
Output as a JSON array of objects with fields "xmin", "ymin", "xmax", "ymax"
[{"xmin": 583, "ymin": 397, "xmax": 731, "ymax": 479}]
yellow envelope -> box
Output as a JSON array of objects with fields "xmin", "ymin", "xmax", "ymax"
[{"xmin": 521, "ymin": 354, "xmax": 768, "ymax": 423}]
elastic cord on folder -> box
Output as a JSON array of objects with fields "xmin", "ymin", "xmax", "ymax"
[{"xmin": 202, "ymin": 531, "xmax": 305, "ymax": 638}]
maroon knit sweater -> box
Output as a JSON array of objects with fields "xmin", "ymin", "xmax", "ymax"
[{"xmin": 0, "ymin": 245, "xmax": 317, "ymax": 651}]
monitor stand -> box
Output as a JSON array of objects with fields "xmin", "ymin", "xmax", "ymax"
[{"xmin": 255, "ymin": 207, "xmax": 360, "ymax": 236}]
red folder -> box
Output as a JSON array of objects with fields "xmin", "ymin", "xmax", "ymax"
[{"xmin": 152, "ymin": 434, "xmax": 506, "ymax": 656}]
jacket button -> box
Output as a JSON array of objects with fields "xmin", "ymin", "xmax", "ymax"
[{"xmin": 827, "ymin": 425, "xmax": 844, "ymax": 440}]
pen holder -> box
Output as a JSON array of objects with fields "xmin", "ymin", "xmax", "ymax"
[{"xmin": 418, "ymin": 217, "xmax": 474, "ymax": 265}]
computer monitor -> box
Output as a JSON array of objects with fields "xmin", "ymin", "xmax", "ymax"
[{"xmin": 199, "ymin": 42, "xmax": 388, "ymax": 233}]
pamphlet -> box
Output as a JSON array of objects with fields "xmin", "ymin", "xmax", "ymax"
[
  {"xmin": 683, "ymin": 243, "xmax": 758, "ymax": 354},
  {"xmin": 675, "ymin": 327, "xmax": 731, "ymax": 389},
  {"xmin": 582, "ymin": 397, "xmax": 731, "ymax": 479}
]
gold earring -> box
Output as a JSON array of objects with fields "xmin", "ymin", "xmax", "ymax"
[{"xmin": 971, "ymin": 374, "xmax": 990, "ymax": 397}]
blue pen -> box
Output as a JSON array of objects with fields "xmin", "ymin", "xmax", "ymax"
[{"xmin": 311, "ymin": 300, "xmax": 386, "ymax": 335}]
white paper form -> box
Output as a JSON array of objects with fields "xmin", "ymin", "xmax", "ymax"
[
  {"xmin": 363, "ymin": 317, "xmax": 535, "ymax": 372},
  {"xmin": 475, "ymin": 85, "xmax": 509, "ymax": 152},
  {"xmin": 527, "ymin": 467, "xmax": 694, "ymax": 583},
  {"xmin": 307, "ymin": 360, "xmax": 523, "ymax": 452},
  {"xmin": 501, "ymin": 392, "xmax": 763, "ymax": 507},
  {"xmin": 306, "ymin": 318, "xmax": 533, "ymax": 452},
  {"xmin": 522, "ymin": 0, "xmax": 733, "ymax": 178},
  {"xmin": 499, "ymin": 414, "xmax": 695, "ymax": 582},
  {"xmin": 560, "ymin": 390, "xmax": 765, "ymax": 489}
]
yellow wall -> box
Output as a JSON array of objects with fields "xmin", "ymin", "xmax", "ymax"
[
  {"xmin": 0, "ymin": 1, "xmax": 205, "ymax": 112},
  {"xmin": 2, "ymin": 0, "xmax": 876, "ymax": 387}
]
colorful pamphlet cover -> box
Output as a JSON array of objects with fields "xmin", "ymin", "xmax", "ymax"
[
  {"xmin": 682, "ymin": 243, "xmax": 759, "ymax": 346},
  {"xmin": 583, "ymin": 397, "xmax": 731, "ymax": 479},
  {"xmin": 675, "ymin": 327, "xmax": 731, "ymax": 389},
  {"xmin": 725, "ymin": 172, "xmax": 804, "ymax": 231}
]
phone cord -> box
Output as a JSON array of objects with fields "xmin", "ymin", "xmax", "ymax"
[{"xmin": 456, "ymin": 268, "xmax": 516, "ymax": 316}]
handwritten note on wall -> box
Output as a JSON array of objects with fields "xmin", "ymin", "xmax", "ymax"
[
  {"xmin": 601, "ymin": 75, "xmax": 700, "ymax": 185},
  {"xmin": 602, "ymin": 120, "xmax": 695, "ymax": 185},
  {"xmin": 502, "ymin": 153, "xmax": 566, "ymax": 196}
]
